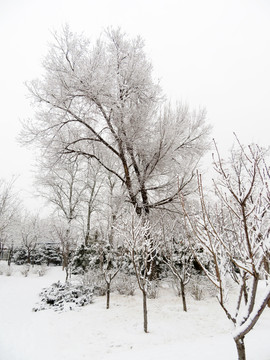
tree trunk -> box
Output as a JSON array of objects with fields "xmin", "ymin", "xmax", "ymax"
[
  {"xmin": 264, "ymin": 257, "xmax": 270, "ymax": 307},
  {"xmin": 143, "ymin": 290, "xmax": 148, "ymax": 333},
  {"xmin": 106, "ymin": 281, "xmax": 111, "ymax": 309},
  {"xmin": 243, "ymin": 279, "xmax": 248, "ymax": 305},
  {"xmin": 180, "ymin": 279, "xmax": 187, "ymax": 312},
  {"xmin": 7, "ymin": 248, "xmax": 13, "ymax": 266},
  {"xmin": 234, "ymin": 336, "xmax": 246, "ymax": 360},
  {"xmin": 27, "ymin": 249, "xmax": 31, "ymax": 264},
  {"xmin": 65, "ymin": 266, "xmax": 69, "ymax": 282},
  {"xmin": 85, "ymin": 202, "xmax": 92, "ymax": 246}
]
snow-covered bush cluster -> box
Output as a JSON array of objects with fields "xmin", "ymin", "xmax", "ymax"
[
  {"xmin": 0, "ymin": 263, "xmax": 48, "ymax": 277},
  {"xmin": 12, "ymin": 244, "xmax": 62, "ymax": 266},
  {"xmin": 33, "ymin": 281, "xmax": 94, "ymax": 312}
]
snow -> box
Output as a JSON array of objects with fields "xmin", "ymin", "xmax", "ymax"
[{"xmin": 0, "ymin": 264, "xmax": 269, "ymax": 360}]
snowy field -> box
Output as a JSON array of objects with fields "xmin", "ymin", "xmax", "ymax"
[{"xmin": 0, "ymin": 264, "xmax": 269, "ymax": 360}]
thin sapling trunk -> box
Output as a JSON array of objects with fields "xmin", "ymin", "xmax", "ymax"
[{"xmin": 143, "ymin": 289, "xmax": 148, "ymax": 333}]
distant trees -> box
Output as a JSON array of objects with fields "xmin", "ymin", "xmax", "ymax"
[
  {"xmin": 0, "ymin": 178, "xmax": 19, "ymax": 234},
  {"xmin": 20, "ymin": 213, "xmax": 40, "ymax": 264},
  {"xmin": 0, "ymin": 177, "xmax": 20, "ymax": 263},
  {"xmin": 182, "ymin": 141, "xmax": 270, "ymax": 360}
]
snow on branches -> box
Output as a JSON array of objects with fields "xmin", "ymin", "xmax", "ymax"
[
  {"xmin": 181, "ymin": 140, "xmax": 270, "ymax": 360},
  {"xmin": 115, "ymin": 210, "xmax": 160, "ymax": 332}
]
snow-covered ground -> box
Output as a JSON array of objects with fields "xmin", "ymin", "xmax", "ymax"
[{"xmin": 0, "ymin": 264, "xmax": 269, "ymax": 360}]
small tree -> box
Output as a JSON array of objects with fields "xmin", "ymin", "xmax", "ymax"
[
  {"xmin": 181, "ymin": 141, "xmax": 270, "ymax": 360},
  {"xmin": 118, "ymin": 211, "xmax": 159, "ymax": 333},
  {"xmin": 51, "ymin": 219, "xmax": 77, "ymax": 281},
  {"xmin": 20, "ymin": 214, "xmax": 40, "ymax": 264},
  {"xmin": 160, "ymin": 217, "xmax": 192, "ymax": 312},
  {"xmin": 99, "ymin": 240, "xmax": 123, "ymax": 309},
  {"xmin": 83, "ymin": 235, "xmax": 123, "ymax": 309}
]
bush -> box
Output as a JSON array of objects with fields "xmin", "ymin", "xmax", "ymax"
[
  {"xmin": 5, "ymin": 265, "xmax": 13, "ymax": 276},
  {"xmin": 114, "ymin": 273, "xmax": 137, "ymax": 296},
  {"xmin": 188, "ymin": 275, "xmax": 216, "ymax": 301},
  {"xmin": 146, "ymin": 279, "xmax": 159, "ymax": 299},
  {"xmin": 0, "ymin": 262, "xmax": 13, "ymax": 276},
  {"xmin": 42, "ymin": 244, "xmax": 62, "ymax": 266},
  {"xmin": 31, "ymin": 264, "xmax": 47, "ymax": 277},
  {"xmin": 190, "ymin": 282, "xmax": 203, "ymax": 301},
  {"xmin": 13, "ymin": 248, "xmax": 28, "ymax": 265},
  {"xmin": 72, "ymin": 244, "xmax": 91, "ymax": 274},
  {"xmin": 80, "ymin": 269, "xmax": 107, "ymax": 296},
  {"xmin": 37, "ymin": 264, "xmax": 47, "ymax": 277},
  {"xmin": 21, "ymin": 264, "xmax": 30, "ymax": 277},
  {"xmin": 0, "ymin": 263, "xmax": 4, "ymax": 275},
  {"xmin": 33, "ymin": 281, "xmax": 94, "ymax": 312}
]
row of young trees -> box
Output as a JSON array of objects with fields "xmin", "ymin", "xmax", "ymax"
[{"xmin": 10, "ymin": 26, "xmax": 270, "ymax": 360}]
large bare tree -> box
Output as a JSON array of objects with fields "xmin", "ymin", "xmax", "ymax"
[{"xmin": 22, "ymin": 26, "xmax": 210, "ymax": 217}]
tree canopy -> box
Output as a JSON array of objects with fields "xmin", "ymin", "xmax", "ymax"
[{"xmin": 23, "ymin": 26, "xmax": 210, "ymax": 215}]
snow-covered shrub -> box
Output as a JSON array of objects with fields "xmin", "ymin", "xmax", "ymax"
[
  {"xmin": 0, "ymin": 263, "xmax": 4, "ymax": 275},
  {"xmin": 80, "ymin": 269, "xmax": 107, "ymax": 296},
  {"xmin": 31, "ymin": 247, "xmax": 45, "ymax": 265},
  {"xmin": 171, "ymin": 276, "xmax": 182, "ymax": 297},
  {"xmin": 189, "ymin": 275, "xmax": 208, "ymax": 300},
  {"xmin": 42, "ymin": 243, "xmax": 62, "ymax": 266},
  {"xmin": 0, "ymin": 263, "xmax": 10, "ymax": 275},
  {"xmin": 31, "ymin": 264, "xmax": 47, "ymax": 277},
  {"xmin": 5, "ymin": 265, "xmax": 13, "ymax": 276},
  {"xmin": 146, "ymin": 280, "xmax": 159, "ymax": 299},
  {"xmin": 72, "ymin": 244, "xmax": 91, "ymax": 274},
  {"xmin": 189, "ymin": 275, "xmax": 216, "ymax": 300},
  {"xmin": 21, "ymin": 264, "xmax": 30, "ymax": 277},
  {"xmin": 190, "ymin": 281, "xmax": 203, "ymax": 301},
  {"xmin": 13, "ymin": 247, "xmax": 28, "ymax": 265},
  {"xmin": 33, "ymin": 281, "xmax": 94, "ymax": 312},
  {"xmin": 114, "ymin": 273, "xmax": 137, "ymax": 296},
  {"xmin": 38, "ymin": 264, "xmax": 47, "ymax": 277}
]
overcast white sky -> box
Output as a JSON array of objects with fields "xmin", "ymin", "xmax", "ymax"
[{"xmin": 0, "ymin": 0, "xmax": 270, "ymax": 211}]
